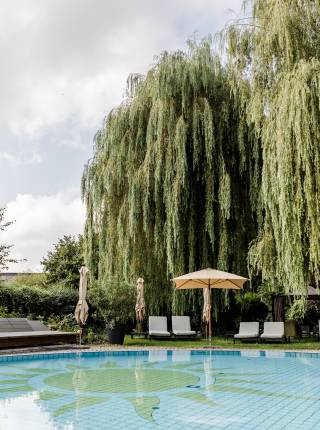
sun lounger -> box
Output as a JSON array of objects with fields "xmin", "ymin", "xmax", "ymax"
[
  {"xmin": 233, "ymin": 322, "xmax": 259, "ymax": 343},
  {"xmin": 260, "ymin": 322, "xmax": 286, "ymax": 343},
  {"xmin": 27, "ymin": 320, "xmax": 51, "ymax": 331},
  {"xmin": 172, "ymin": 316, "xmax": 196, "ymax": 338},
  {"xmin": 148, "ymin": 316, "xmax": 170, "ymax": 339},
  {"xmin": 0, "ymin": 318, "xmax": 78, "ymax": 348},
  {"xmin": 300, "ymin": 325, "xmax": 310, "ymax": 338}
]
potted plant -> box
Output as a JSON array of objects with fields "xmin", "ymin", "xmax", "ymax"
[{"xmin": 89, "ymin": 280, "xmax": 136, "ymax": 345}]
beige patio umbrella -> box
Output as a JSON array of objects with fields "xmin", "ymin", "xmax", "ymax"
[
  {"xmin": 172, "ymin": 268, "xmax": 248, "ymax": 345},
  {"xmin": 135, "ymin": 277, "xmax": 145, "ymax": 323},
  {"xmin": 74, "ymin": 266, "xmax": 89, "ymax": 345}
]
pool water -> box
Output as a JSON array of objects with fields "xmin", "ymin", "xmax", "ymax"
[{"xmin": 0, "ymin": 350, "xmax": 320, "ymax": 429}]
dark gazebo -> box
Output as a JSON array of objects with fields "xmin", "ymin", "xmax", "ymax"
[{"xmin": 272, "ymin": 287, "xmax": 320, "ymax": 321}]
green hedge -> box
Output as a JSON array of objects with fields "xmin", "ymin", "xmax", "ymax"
[{"xmin": 0, "ymin": 282, "xmax": 78, "ymax": 319}]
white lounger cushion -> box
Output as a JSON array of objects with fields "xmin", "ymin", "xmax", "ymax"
[
  {"xmin": 260, "ymin": 322, "xmax": 285, "ymax": 338},
  {"xmin": 234, "ymin": 322, "xmax": 259, "ymax": 338},
  {"xmin": 172, "ymin": 316, "xmax": 196, "ymax": 335},
  {"xmin": 148, "ymin": 317, "xmax": 170, "ymax": 336}
]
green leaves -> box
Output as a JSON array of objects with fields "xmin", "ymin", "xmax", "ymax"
[
  {"xmin": 88, "ymin": 280, "xmax": 136, "ymax": 325},
  {"xmin": 41, "ymin": 235, "xmax": 84, "ymax": 289},
  {"xmin": 82, "ymin": 38, "xmax": 254, "ymax": 316},
  {"xmin": 224, "ymin": 1, "xmax": 320, "ymax": 294},
  {"xmin": 0, "ymin": 207, "xmax": 17, "ymax": 272},
  {"xmin": 0, "ymin": 282, "xmax": 78, "ymax": 319},
  {"xmin": 82, "ymin": 2, "xmax": 320, "ymax": 315}
]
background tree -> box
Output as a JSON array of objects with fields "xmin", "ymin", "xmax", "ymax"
[
  {"xmin": 41, "ymin": 235, "xmax": 84, "ymax": 288},
  {"xmin": 0, "ymin": 208, "xmax": 17, "ymax": 272}
]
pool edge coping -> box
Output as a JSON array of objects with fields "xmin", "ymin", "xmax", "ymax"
[{"xmin": 1, "ymin": 347, "xmax": 320, "ymax": 363}]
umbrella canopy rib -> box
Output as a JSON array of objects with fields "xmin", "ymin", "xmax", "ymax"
[
  {"xmin": 176, "ymin": 279, "xmax": 209, "ymax": 288},
  {"xmin": 210, "ymin": 279, "xmax": 243, "ymax": 289}
]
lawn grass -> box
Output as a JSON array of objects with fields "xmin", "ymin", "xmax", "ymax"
[{"xmin": 124, "ymin": 335, "xmax": 320, "ymax": 350}]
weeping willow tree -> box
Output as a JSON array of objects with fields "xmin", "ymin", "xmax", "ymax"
[
  {"xmin": 224, "ymin": 0, "xmax": 320, "ymax": 298},
  {"xmin": 82, "ymin": 39, "xmax": 257, "ymax": 315},
  {"xmin": 83, "ymin": 0, "xmax": 320, "ymax": 317}
]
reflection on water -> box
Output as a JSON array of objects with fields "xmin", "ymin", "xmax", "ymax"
[{"xmin": 0, "ymin": 393, "xmax": 55, "ymax": 430}]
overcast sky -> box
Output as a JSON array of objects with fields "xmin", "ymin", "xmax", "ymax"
[{"xmin": 1, "ymin": 0, "xmax": 243, "ymax": 272}]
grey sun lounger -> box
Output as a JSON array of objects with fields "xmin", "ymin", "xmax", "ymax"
[
  {"xmin": 233, "ymin": 322, "xmax": 260, "ymax": 343},
  {"xmin": 260, "ymin": 322, "xmax": 286, "ymax": 343},
  {"xmin": 0, "ymin": 318, "xmax": 78, "ymax": 348},
  {"xmin": 148, "ymin": 316, "xmax": 171, "ymax": 339},
  {"xmin": 172, "ymin": 316, "xmax": 196, "ymax": 337}
]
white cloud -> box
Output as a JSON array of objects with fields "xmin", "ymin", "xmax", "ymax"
[
  {"xmin": 0, "ymin": 150, "xmax": 42, "ymax": 166},
  {"xmin": 0, "ymin": 151, "xmax": 19, "ymax": 163},
  {"xmin": 0, "ymin": 0, "xmax": 242, "ymax": 142},
  {"xmin": 58, "ymin": 133, "xmax": 84, "ymax": 149},
  {"xmin": 1, "ymin": 190, "xmax": 85, "ymax": 272}
]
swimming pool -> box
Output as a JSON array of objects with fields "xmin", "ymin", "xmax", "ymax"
[{"xmin": 0, "ymin": 349, "xmax": 319, "ymax": 429}]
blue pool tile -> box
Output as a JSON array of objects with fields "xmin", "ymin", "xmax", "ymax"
[{"xmin": 1, "ymin": 349, "xmax": 320, "ymax": 429}]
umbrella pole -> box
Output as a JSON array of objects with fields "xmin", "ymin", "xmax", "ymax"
[
  {"xmin": 208, "ymin": 282, "xmax": 212, "ymax": 346},
  {"xmin": 79, "ymin": 325, "xmax": 82, "ymax": 346}
]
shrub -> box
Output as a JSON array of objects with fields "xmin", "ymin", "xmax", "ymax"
[
  {"xmin": 236, "ymin": 291, "xmax": 269, "ymax": 322},
  {"xmin": 14, "ymin": 273, "xmax": 46, "ymax": 288},
  {"xmin": 0, "ymin": 282, "xmax": 78, "ymax": 319},
  {"xmin": 88, "ymin": 280, "xmax": 136, "ymax": 328},
  {"xmin": 0, "ymin": 305, "xmax": 20, "ymax": 318},
  {"xmin": 46, "ymin": 314, "xmax": 78, "ymax": 332}
]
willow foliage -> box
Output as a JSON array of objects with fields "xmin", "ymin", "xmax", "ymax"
[
  {"xmin": 82, "ymin": 40, "xmax": 256, "ymax": 314},
  {"xmin": 224, "ymin": 0, "xmax": 320, "ymax": 294},
  {"xmin": 84, "ymin": 0, "xmax": 320, "ymax": 315}
]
